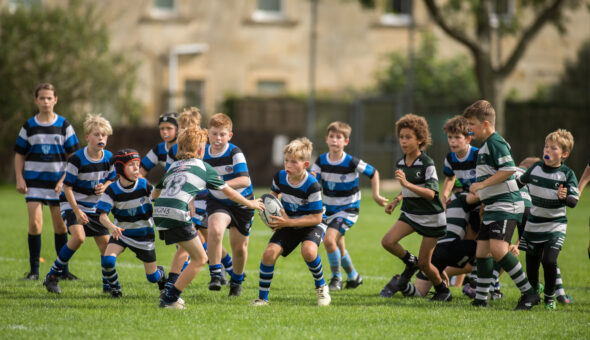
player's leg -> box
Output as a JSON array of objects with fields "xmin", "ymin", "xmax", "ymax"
[
  {"xmin": 93, "ymin": 234, "xmax": 111, "ymax": 292},
  {"xmin": 25, "ymin": 201, "xmax": 43, "ymax": 279},
  {"xmin": 324, "ymin": 226, "xmax": 343, "ymax": 290},
  {"xmin": 381, "ymin": 220, "xmax": 417, "ymax": 289},
  {"xmin": 144, "ymin": 261, "xmax": 167, "ymax": 292},
  {"xmin": 43, "ymin": 222, "xmax": 86, "ymax": 293},
  {"xmin": 164, "ymin": 246, "xmax": 189, "ymax": 295},
  {"xmin": 490, "ymin": 235, "xmax": 538, "ymax": 309},
  {"xmin": 541, "ymin": 243, "xmax": 560, "ymax": 310},
  {"xmin": 473, "ymin": 234, "xmax": 493, "ymax": 306},
  {"xmin": 228, "ymin": 227, "xmax": 249, "ymax": 296},
  {"xmin": 418, "ymin": 236, "xmax": 451, "ymax": 301},
  {"xmin": 302, "ymin": 239, "xmax": 330, "ymax": 306},
  {"xmin": 206, "ymin": 212, "xmax": 231, "ymax": 290},
  {"xmin": 102, "ymin": 242, "xmax": 124, "ymax": 297},
  {"xmin": 48, "ymin": 205, "xmax": 77, "ymax": 280},
  {"xmin": 555, "ymin": 265, "xmax": 572, "ymax": 304},
  {"xmin": 253, "ymin": 242, "xmax": 282, "ymax": 305},
  {"xmin": 163, "ymin": 237, "xmax": 208, "ymax": 307}
]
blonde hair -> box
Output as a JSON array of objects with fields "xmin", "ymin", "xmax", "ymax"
[
  {"xmin": 209, "ymin": 113, "xmax": 233, "ymax": 131},
  {"xmin": 443, "ymin": 115, "xmax": 470, "ymax": 137},
  {"xmin": 177, "ymin": 108, "xmax": 201, "ymax": 129},
  {"xmin": 177, "ymin": 127, "xmax": 208, "ymax": 160},
  {"xmin": 463, "ymin": 100, "xmax": 496, "ymax": 126},
  {"xmin": 326, "ymin": 121, "xmax": 352, "ymax": 139},
  {"xmin": 283, "ymin": 137, "xmax": 313, "ymax": 162},
  {"xmin": 395, "ymin": 113, "xmax": 432, "ymax": 150},
  {"xmin": 84, "ymin": 114, "xmax": 112, "ymax": 136},
  {"xmin": 519, "ymin": 157, "xmax": 541, "ymax": 169},
  {"xmin": 545, "ymin": 129, "xmax": 574, "ymax": 158}
]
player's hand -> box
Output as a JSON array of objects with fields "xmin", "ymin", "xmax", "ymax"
[
  {"xmin": 470, "ymin": 182, "xmax": 483, "ymax": 194},
  {"xmin": 16, "ymin": 178, "xmax": 27, "ymax": 194},
  {"xmin": 394, "ymin": 170, "xmax": 408, "ymax": 187},
  {"xmin": 373, "ymin": 194, "xmax": 389, "ymax": 207},
  {"xmin": 110, "ymin": 226, "xmax": 125, "ymax": 240},
  {"xmin": 269, "ymin": 209, "xmax": 289, "ymax": 229},
  {"xmin": 75, "ymin": 210, "xmax": 89, "ymax": 225},
  {"xmin": 557, "ymin": 184, "xmax": 567, "ymax": 200},
  {"xmin": 54, "ymin": 181, "xmax": 64, "ymax": 193},
  {"xmin": 508, "ymin": 244, "xmax": 520, "ymax": 256},
  {"xmin": 248, "ymin": 198, "xmax": 264, "ymax": 211},
  {"xmin": 94, "ymin": 183, "xmax": 106, "ymax": 195},
  {"xmin": 385, "ymin": 198, "xmax": 400, "ymax": 215}
]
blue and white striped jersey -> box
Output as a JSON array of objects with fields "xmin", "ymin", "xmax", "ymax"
[
  {"xmin": 14, "ymin": 114, "xmax": 79, "ymax": 201},
  {"xmin": 191, "ymin": 190, "xmax": 209, "ymax": 226},
  {"xmin": 204, "ymin": 143, "xmax": 254, "ymax": 205},
  {"xmin": 271, "ymin": 170, "xmax": 324, "ymax": 230},
  {"xmin": 164, "ymin": 143, "xmax": 178, "ymax": 171},
  {"xmin": 96, "ymin": 178, "xmax": 155, "ymax": 250},
  {"xmin": 443, "ymin": 145, "xmax": 478, "ymax": 191},
  {"xmin": 60, "ymin": 147, "xmax": 116, "ymax": 213},
  {"xmin": 141, "ymin": 142, "xmax": 170, "ymax": 172},
  {"xmin": 310, "ymin": 152, "xmax": 375, "ymax": 225}
]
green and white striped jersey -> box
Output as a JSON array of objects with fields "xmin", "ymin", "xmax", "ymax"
[
  {"xmin": 476, "ymin": 132, "xmax": 524, "ymax": 223},
  {"xmin": 518, "ymin": 161, "xmax": 579, "ymax": 241},
  {"xmin": 154, "ymin": 158, "xmax": 226, "ymax": 229},
  {"xmin": 397, "ymin": 153, "xmax": 445, "ymax": 228}
]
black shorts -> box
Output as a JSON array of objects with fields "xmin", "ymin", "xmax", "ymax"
[
  {"xmin": 206, "ymin": 198, "xmax": 254, "ymax": 237},
  {"xmin": 517, "ymin": 207, "xmax": 531, "ymax": 238},
  {"xmin": 25, "ymin": 198, "xmax": 60, "ymax": 207},
  {"xmin": 270, "ymin": 226, "xmax": 325, "ymax": 257},
  {"xmin": 416, "ymin": 239, "xmax": 476, "ymax": 280},
  {"xmin": 108, "ymin": 237, "xmax": 156, "ymax": 263},
  {"xmin": 158, "ymin": 225, "xmax": 198, "ymax": 245},
  {"xmin": 326, "ymin": 217, "xmax": 352, "ymax": 235},
  {"xmin": 62, "ymin": 210, "xmax": 109, "ymax": 237},
  {"xmin": 477, "ymin": 219, "xmax": 517, "ymax": 242}
]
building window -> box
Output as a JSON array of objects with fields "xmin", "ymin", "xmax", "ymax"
[
  {"xmin": 252, "ymin": 0, "xmax": 285, "ymax": 22},
  {"xmin": 257, "ymin": 81, "xmax": 286, "ymax": 96},
  {"xmin": 151, "ymin": 0, "xmax": 177, "ymax": 18},
  {"xmin": 184, "ymin": 80, "xmax": 205, "ymax": 111},
  {"xmin": 380, "ymin": 0, "xmax": 412, "ymax": 26}
]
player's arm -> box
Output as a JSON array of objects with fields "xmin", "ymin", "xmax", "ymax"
[
  {"xmin": 99, "ymin": 213, "xmax": 124, "ymax": 240},
  {"xmin": 220, "ymin": 185, "xmax": 263, "ymax": 210},
  {"xmin": 370, "ymin": 169, "xmax": 388, "ymax": 207},
  {"xmin": 395, "ymin": 169, "xmax": 435, "ymax": 200},
  {"xmin": 14, "ymin": 153, "xmax": 27, "ymax": 194},
  {"xmin": 270, "ymin": 211, "xmax": 323, "ymax": 229},
  {"xmin": 469, "ymin": 170, "xmax": 514, "ymax": 194},
  {"xmin": 64, "ymin": 185, "xmax": 89, "ymax": 225},
  {"xmin": 224, "ymin": 175, "xmax": 250, "ymax": 190},
  {"xmin": 385, "ymin": 193, "xmax": 403, "ymax": 215},
  {"xmin": 441, "ymin": 175, "xmax": 456, "ymax": 207}
]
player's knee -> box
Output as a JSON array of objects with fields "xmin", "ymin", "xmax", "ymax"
[
  {"xmin": 101, "ymin": 255, "xmax": 116, "ymax": 269},
  {"xmin": 381, "ymin": 235, "xmax": 395, "ymax": 250},
  {"xmin": 541, "ymin": 257, "xmax": 557, "ymax": 269}
]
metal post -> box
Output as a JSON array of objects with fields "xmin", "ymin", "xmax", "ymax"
[{"xmin": 306, "ymin": 0, "xmax": 318, "ymax": 142}]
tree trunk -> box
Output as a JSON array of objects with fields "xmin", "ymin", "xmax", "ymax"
[{"xmin": 474, "ymin": 50, "xmax": 506, "ymax": 134}]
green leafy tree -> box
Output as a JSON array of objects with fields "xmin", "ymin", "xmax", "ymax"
[
  {"xmin": 0, "ymin": 1, "xmax": 141, "ymax": 178},
  {"xmin": 376, "ymin": 33, "xmax": 478, "ymax": 106},
  {"xmin": 545, "ymin": 39, "xmax": 590, "ymax": 105},
  {"xmin": 362, "ymin": 0, "xmax": 585, "ymax": 133}
]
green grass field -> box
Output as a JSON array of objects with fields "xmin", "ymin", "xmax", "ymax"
[{"xmin": 1, "ymin": 184, "xmax": 589, "ymax": 339}]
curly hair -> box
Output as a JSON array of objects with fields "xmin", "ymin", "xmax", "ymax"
[
  {"xmin": 443, "ymin": 115, "xmax": 470, "ymax": 137},
  {"xmin": 545, "ymin": 129, "xmax": 574, "ymax": 158},
  {"xmin": 283, "ymin": 137, "xmax": 313, "ymax": 162},
  {"xmin": 395, "ymin": 113, "xmax": 432, "ymax": 150},
  {"xmin": 84, "ymin": 113, "xmax": 112, "ymax": 136},
  {"xmin": 177, "ymin": 126, "xmax": 208, "ymax": 160}
]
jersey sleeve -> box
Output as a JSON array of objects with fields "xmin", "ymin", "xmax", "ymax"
[
  {"xmin": 141, "ymin": 146, "xmax": 159, "ymax": 171},
  {"xmin": 566, "ymin": 168, "xmax": 579, "ymax": 201},
  {"xmin": 63, "ymin": 122, "xmax": 80, "ymax": 154},
  {"xmin": 423, "ymin": 160, "xmax": 439, "ymax": 192},
  {"xmin": 204, "ymin": 163, "xmax": 227, "ymax": 190},
  {"xmin": 95, "ymin": 185, "xmax": 115, "ymax": 215},
  {"xmin": 443, "ymin": 154, "xmax": 454, "ymax": 177},
  {"xmin": 230, "ymin": 147, "xmax": 250, "ymax": 177},
  {"xmin": 271, "ymin": 172, "xmax": 281, "ymax": 194},
  {"xmin": 14, "ymin": 126, "xmax": 30, "ymax": 155},
  {"xmin": 305, "ymin": 181, "xmax": 324, "ymax": 214},
  {"xmin": 491, "ymin": 141, "xmax": 517, "ymax": 172},
  {"xmin": 353, "ymin": 157, "xmax": 376, "ymax": 179},
  {"xmin": 516, "ymin": 165, "xmax": 533, "ymax": 185},
  {"xmin": 106, "ymin": 163, "xmax": 117, "ymax": 182},
  {"xmin": 63, "ymin": 155, "xmax": 81, "ymax": 187},
  {"xmin": 310, "ymin": 158, "xmax": 322, "ymax": 180}
]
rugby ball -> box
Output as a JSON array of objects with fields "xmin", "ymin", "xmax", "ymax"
[{"xmin": 259, "ymin": 194, "xmax": 283, "ymax": 228}]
